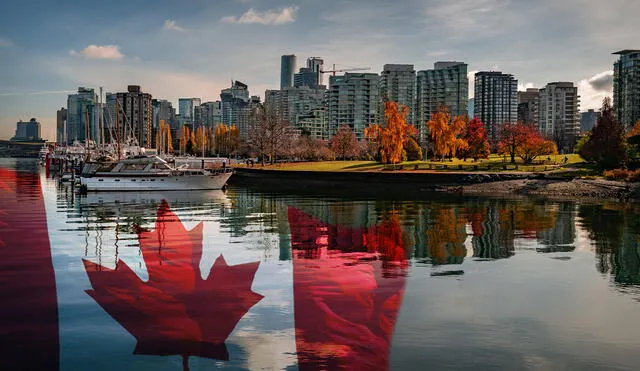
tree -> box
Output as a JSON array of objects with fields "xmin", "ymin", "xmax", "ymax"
[
  {"xmin": 517, "ymin": 131, "xmax": 558, "ymax": 164},
  {"xmin": 364, "ymin": 101, "xmax": 418, "ymax": 164},
  {"xmin": 247, "ymin": 103, "xmax": 292, "ymax": 165},
  {"xmin": 426, "ymin": 107, "xmax": 468, "ymax": 160},
  {"xmin": 580, "ymin": 98, "xmax": 627, "ymax": 169},
  {"xmin": 404, "ymin": 137, "xmax": 423, "ymax": 161},
  {"xmin": 574, "ymin": 132, "xmax": 591, "ymax": 154},
  {"xmin": 459, "ymin": 118, "xmax": 490, "ymax": 161},
  {"xmin": 329, "ymin": 125, "xmax": 361, "ymax": 160},
  {"xmin": 498, "ymin": 122, "xmax": 527, "ymax": 163},
  {"xmin": 498, "ymin": 122, "xmax": 557, "ymax": 164}
]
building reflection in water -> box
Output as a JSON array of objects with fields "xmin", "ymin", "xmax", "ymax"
[
  {"xmin": 64, "ymin": 187, "xmax": 640, "ymax": 369},
  {"xmin": 580, "ymin": 203, "xmax": 640, "ymax": 286}
]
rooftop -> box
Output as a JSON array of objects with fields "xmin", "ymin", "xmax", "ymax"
[{"xmin": 613, "ymin": 50, "xmax": 640, "ymax": 55}]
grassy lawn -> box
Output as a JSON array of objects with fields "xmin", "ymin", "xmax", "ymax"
[{"xmin": 260, "ymin": 154, "xmax": 586, "ymax": 173}]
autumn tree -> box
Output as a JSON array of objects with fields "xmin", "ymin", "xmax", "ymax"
[
  {"xmin": 247, "ymin": 103, "xmax": 293, "ymax": 165},
  {"xmin": 426, "ymin": 107, "xmax": 468, "ymax": 161},
  {"xmin": 404, "ymin": 137, "xmax": 423, "ymax": 161},
  {"xmin": 295, "ymin": 134, "xmax": 335, "ymax": 161},
  {"xmin": 155, "ymin": 120, "xmax": 173, "ymax": 155},
  {"xmin": 459, "ymin": 118, "xmax": 490, "ymax": 161},
  {"xmin": 329, "ymin": 125, "xmax": 361, "ymax": 160},
  {"xmin": 179, "ymin": 126, "xmax": 195, "ymax": 155},
  {"xmin": 364, "ymin": 101, "xmax": 418, "ymax": 164},
  {"xmin": 498, "ymin": 122, "xmax": 557, "ymax": 164},
  {"xmin": 580, "ymin": 98, "xmax": 628, "ymax": 169}
]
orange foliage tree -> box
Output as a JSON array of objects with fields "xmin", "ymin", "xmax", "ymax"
[
  {"xmin": 179, "ymin": 126, "xmax": 194, "ymax": 155},
  {"xmin": 498, "ymin": 122, "xmax": 557, "ymax": 164},
  {"xmin": 364, "ymin": 101, "xmax": 418, "ymax": 164},
  {"xmin": 155, "ymin": 120, "xmax": 173, "ymax": 155},
  {"xmin": 426, "ymin": 107, "xmax": 468, "ymax": 161}
]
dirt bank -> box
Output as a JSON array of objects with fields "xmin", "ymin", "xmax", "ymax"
[{"xmin": 447, "ymin": 178, "xmax": 638, "ymax": 200}]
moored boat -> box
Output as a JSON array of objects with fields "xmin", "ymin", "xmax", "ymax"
[{"xmin": 80, "ymin": 156, "xmax": 233, "ymax": 191}]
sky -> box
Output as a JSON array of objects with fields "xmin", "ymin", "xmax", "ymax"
[{"xmin": 0, "ymin": 0, "xmax": 638, "ymax": 141}]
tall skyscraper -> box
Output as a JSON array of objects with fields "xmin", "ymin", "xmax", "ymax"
[
  {"xmin": 178, "ymin": 98, "xmax": 201, "ymax": 125},
  {"xmin": 66, "ymin": 87, "xmax": 97, "ymax": 144},
  {"xmin": 380, "ymin": 64, "xmax": 416, "ymax": 123},
  {"xmin": 416, "ymin": 62, "xmax": 468, "ymax": 141},
  {"xmin": 281, "ymin": 54, "xmax": 297, "ymax": 89},
  {"xmin": 538, "ymin": 82, "xmax": 580, "ymax": 152},
  {"xmin": 105, "ymin": 85, "xmax": 153, "ymax": 148},
  {"xmin": 613, "ymin": 50, "xmax": 640, "ymax": 128},
  {"xmin": 56, "ymin": 108, "xmax": 67, "ymax": 144},
  {"xmin": 220, "ymin": 81, "xmax": 250, "ymax": 137},
  {"xmin": 517, "ymin": 88, "xmax": 539, "ymax": 125},
  {"xmin": 307, "ymin": 57, "xmax": 324, "ymax": 86},
  {"xmin": 474, "ymin": 72, "xmax": 518, "ymax": 143},
  {"xmin": 580, "ymin": 109, "xmax": 600, "ymax": 133},
  {"xmin": 328, "ymin": 72, "xmax": 380, "ymax": 139},
  {"xmin": 196, "ymin": 101, "xmax": 222, "ymax": 127}
]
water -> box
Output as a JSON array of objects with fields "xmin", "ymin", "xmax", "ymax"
[{"xmin": 1, "ymin": 158, "xmax": 640, "ymax": 370}]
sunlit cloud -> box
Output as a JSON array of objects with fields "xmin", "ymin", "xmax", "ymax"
[
  {"xmin": 222, "ymin": 6, "xmax": 299, "ymax": 25},
  {"xmin": 163, "ymin": 19, "xmax": 184, "ymax": 32},
  {"xmin": 69, "ymin": 45, "xmax": 124, "ymax": 60},
  {"xmin": 578, "ymin": 71, "xmax": 613, "ymax": 110}
]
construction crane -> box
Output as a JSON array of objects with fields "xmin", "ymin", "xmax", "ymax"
[{"xmin": 320, "ymin": 64, "xmax": 371, "ymax": 76}]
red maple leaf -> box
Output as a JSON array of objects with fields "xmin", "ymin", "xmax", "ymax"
[
  {"xmin": 83, "ymin": 201, "xmax": 263, "ymax": 369},
  {"xmin": 288, "ymin": 207, "xmax": 408, "ymax": 370}
]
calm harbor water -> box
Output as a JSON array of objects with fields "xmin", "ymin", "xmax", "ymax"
[{"xmin": 2, "ymin": 158, "xmax": 640, "ymax": 370}]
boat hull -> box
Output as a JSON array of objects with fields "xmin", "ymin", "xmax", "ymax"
[{"xmin": 81, "ymin": 172, "xmax": 232, "ymax": 191}]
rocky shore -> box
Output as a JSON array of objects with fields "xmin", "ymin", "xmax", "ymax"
[{"xmin": 445, "ymin": 178, "xmax": 638, "ymax": 200}]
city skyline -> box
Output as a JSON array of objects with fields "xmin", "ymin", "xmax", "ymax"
[{"xmin": 1, "ymin": 0, "xmax": 639, "ymax": 140}]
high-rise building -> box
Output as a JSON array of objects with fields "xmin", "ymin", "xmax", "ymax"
[
  {"xmin": 474, "ymin": 72, "xmax": 518, "ymax": 143},
  {"xmin": 11, "ymin": 118, "xmax": 41, "ymax": 141},
  {"xmin": 105, "ymin": 85, "xmax": 153, "ymax": 148},
  {"xmin": 298, "ymin": 108, "xmax": 328, "ymax": 140},
  {"xmin": 517, "ymin": 88, "xmax": 539, "ymax": 125},
  {"xmin": 580, "ymin": 109, "xmax": 601, "ymax": 133},
  {"xmin": 66, "ymin": 87, "xmax": 97, "ymax": 144},
  {"xmin": 178, "ymin": 98, "xmax": 201, "ymax": 125},
  {"xmin": 380, "ymin": 64, "xmax": 416, "ymax": 123},
  {"xmin": 613, "ymin": 50, "xmax": 640, "ymax": 128},
  {"xmin": 279, "ymin": 86, "xmax": 326, "ymax": 130},
  {"xmin": 196, "ymin": 101, "xmax": 222, "ymax": 127},
  {"xmin": 467, "ymin": 98, "xmax": 475, "ymax": 118},
  {"xmin": 56, "ymin": 108, "xmax": 67, "ymax": 144},
  {"xmin": 416, "ymin": 62, "xmax": 468, "ymax": 141},
  {"xmin": 152, "ymin": 99, "xmax": 176, "ymax": 129},
  {"xmin": 328, "ymin": 72, "xmax": 380, "ymax": 139},
  {"xmin": 281, "ymin": 54, "xmax": 297, "ymax": 89},
  {"xmin": 307, "ymin": 57, "xmax": 324, "ymax": 86},
  {"xmin": 538, "ymin": 82, "xmax": 580, "ymax": 152},
  {"xmin": 221, "ymin": 81, "xmax": 250, "ymax": 137}
]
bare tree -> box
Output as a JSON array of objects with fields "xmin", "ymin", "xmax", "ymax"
[{"xmin": 247, "ymin": 103, "xmax": 293, "ymax": 165}]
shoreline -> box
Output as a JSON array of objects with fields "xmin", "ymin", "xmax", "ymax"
[{"xmin": 232, "ymin": 168, "xmax": 639, "ymax": 201}]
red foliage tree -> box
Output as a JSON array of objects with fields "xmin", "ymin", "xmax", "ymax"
[
  {"xmin": 498, "ymin": 122, "xmax": 557, "ymax": 164},
  {"xmin": 459, "ymin": 118, "xmax": 490, "ymax": 160}
]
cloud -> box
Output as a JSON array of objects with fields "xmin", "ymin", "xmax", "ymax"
[
  {"xmin": 163, "ymin": 19, "xmax": 184, "ymax": 32},
  {"xmin": 587, "ymin": 70, "xmax": 613, "ymax": 92},
  {"xmin": 578, "ymin": 71, "xmax": 613, "ymax": 110},
  {"xmin": 425, "ymin": 0, "xmax": 511, "ymax": 29},
  {"xmin": 0, "ymin": 37, "xmax": 12, "ymax": 47},
  {"xmin": 70, "ymin": 45, "xmax": 124, "ymax": 60},
  {"xmin": 0, "ymin": 90, "xmax": 75, "ymax": 96},
  {"xmin": 222, "ymin": 6, "xmax": 299, "ymax": 25},
  {"xmin": 518, "ymin": 82, "xmax": 536, "ymax": 91}
]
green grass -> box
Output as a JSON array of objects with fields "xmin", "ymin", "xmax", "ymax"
[{"xmin": 262, "ymin": 154, "xmax": 586, "ymax": 173}]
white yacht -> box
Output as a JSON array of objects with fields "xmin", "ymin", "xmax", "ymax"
[{"xmin": 80, "ymin": 156, "xmax": 233, "ymax": 191}]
